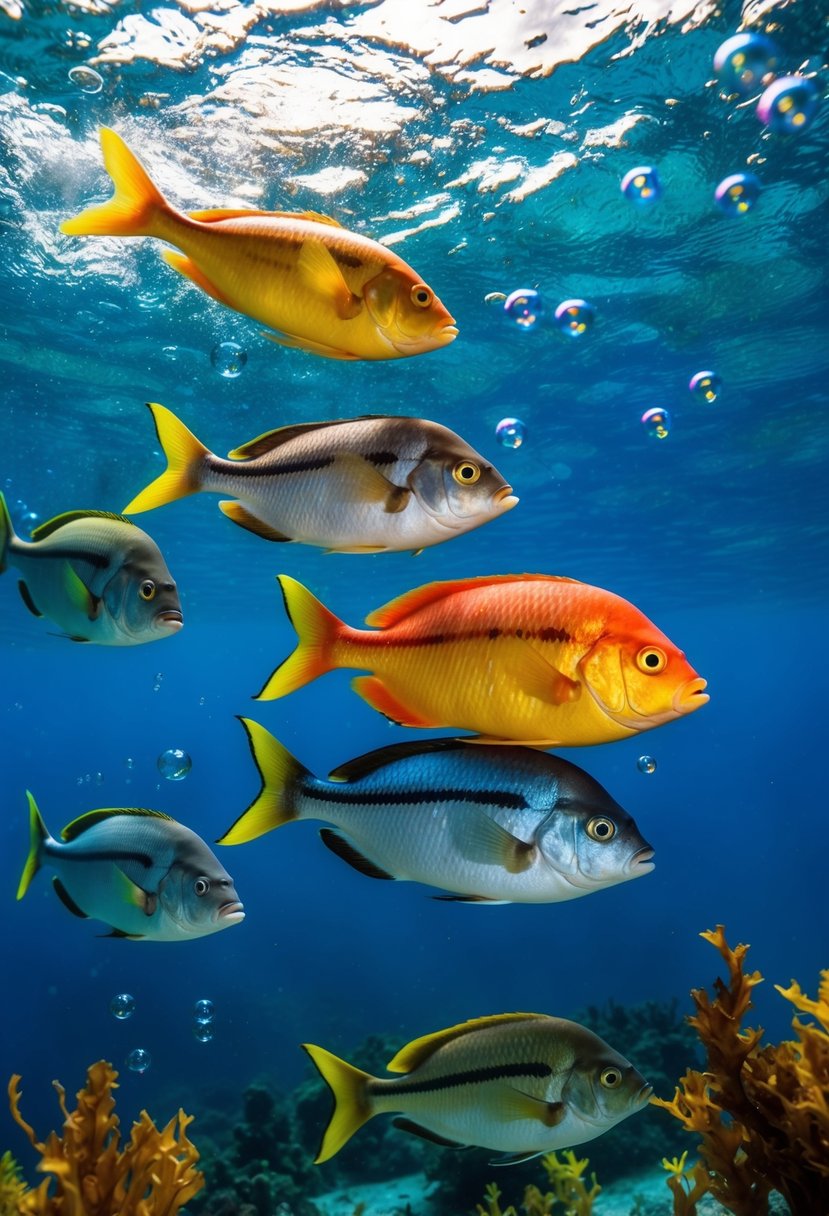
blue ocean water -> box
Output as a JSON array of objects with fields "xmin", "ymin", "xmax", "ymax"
[{"xmin": 1, "ymin": 0, "xmax": 827, "ymax": 1207}]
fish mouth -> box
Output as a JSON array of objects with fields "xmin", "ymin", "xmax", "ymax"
[
  {"xmin": 638, "ymin": 1083, "xmax": 654, "ymax": 1107},
  {"xmin": 493, "ymin": 485, "xmax": 519, "ymax": 511},
  {"xmin": 629, "ymin": 846, "xmax": 655, "ymax": 874},
  {"xmin": 217, "ymin": 900, "xmax": 245, "ymax": 923},
  {"xmin": 440, "ymin": 323, "xmax": 459, "ymax": 343},
  {"xmin": 156, "ymin": 609, "xmax": 183, "ymax": 631},
  {"xmin": 673, "ymin": 677, "xmax": 709, "ymax": 715}
]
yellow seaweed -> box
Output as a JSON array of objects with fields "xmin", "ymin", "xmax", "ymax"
[{"xmin": 475, "ymin": 1150, "xmax": 600, "ymax": 1216}]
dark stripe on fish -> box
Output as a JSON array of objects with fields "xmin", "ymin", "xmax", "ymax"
[
  {"xmin": 364, "ymin": 450, "xmax": 400, "ymax": 466},
  {"xmin": 62, "ymin": 850, "xmax": 154, "ymax": 867},
  {"xmin": 304, "ymin": 786, "xmax": 528, "ymax": 810},
  {"xmin": 221, "ymin": 456, "xmax": 336, "ymax": 476},
  {"xmin": 362, "ymin": 628, "xmax": 573, "ymax": 647},
  {"xmin": 21, "ymin": 549, "xmax": 110, "ymax": 568},
  {"xmin": 377, "ymin": 1061, "xmax": 553, "ymax": 1097},
  {"xmin": 333, "ymin": 251, "xmax": 365, "ymax": 270}
]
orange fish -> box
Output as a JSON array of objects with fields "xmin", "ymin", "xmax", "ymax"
[
  {"xmin": 256, "ymin": 574, "xmax": 709, "ymax": 747},
  {"xmin": 61, "ymin": 128, "xmax": 457, "ymax": 362}
]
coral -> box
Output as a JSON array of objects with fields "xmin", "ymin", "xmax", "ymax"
[
  {"xmin": 7, "ymin": 1058, "xmax": 203, "ymax": 1215},
  {"xmin": 475, "ymin": 1151, "xmax": 600, "ymax": 1216},
  {"xmin": 652, "ymin": 925, "xmax": 829, "ymax": 1216},
  {"xmin": 0, "ymin": 1150, "xmax": 27, "ymax": 1216}
]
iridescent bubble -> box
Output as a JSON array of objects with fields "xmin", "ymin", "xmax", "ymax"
[
  {"xmin": 193, "ymin": 999, "xmax": 215, "ymax": 1025},
  {"xmin": 495, "ymin": 417, "xmax": 526, "ymax": 449},
  {"xmin": 210, "ymin": 341, "xmax": 248, "ymax": 378},
  {"xmin": 713, "ymin": 32, "xmax": 779, "ymax": 96},
  {"xmin": 641, "ymin": 407, "xmax": 671, "ymax": 440},
  {"xmin": 157, "ymin": 748, "xmax": 191, "ymax": 781},
  {"xmin": 125, "ymin": 1048, "xmax": 151, "ymax": 1074},
  {"xmin": 689, "ymin": 371, "xmax": 722, "ymax": 403},
  {"xmin": 756, "ymin": 76, "xmax": 819, "ymax": 134},
  {"xmin": 637, "ymin": 755, "xmax": 657, "ymax": 775},
  {"xmin": 555, "ymin": 299, "xmax": 595, "ymax": 338},
  {"xmin": 194, "ymin": 1024, "xmax": 214, "ymax": 1043},
  {"xmin": 503, "ymin": 289, "xmax": 543, "ymax": 331},
  {"xmin": 110, "ymin": 993, "xmax": 135, "ymax": 1020},
  {"xmin": 68, "ymin": 65, "xmax": 104, "ymax": 94},
  {"xmin": 620, "ymin": 166, "xmax": 662, "ymax": 205},
  {"xmin": 714, "ymin": 173, "xmax": 761, "ymax": 217}
]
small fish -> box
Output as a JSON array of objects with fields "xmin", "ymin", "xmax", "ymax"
[
  {"xmin": 61, "ymin": 128, "xmax": 457, "ymax": 361},
  {"xmin": 0, "ymin": 494, "xmax": 182, "ymax": 644},
  {"xmin": 123, "ymin": 403, "xmax": 517, "ymax": 553},
  {"xmin": 256, "ymin": 573, "xmax": 709, "ymax": 747},
  {"xmin": 304, "ymin": 1012, "xmax": 651, "ymax": 1163},
  {"xmin": 17, "ymin": 793, "xmax": 244, "ymax": 941},
  {"xmin": 220, "ymin": 720, "xmax": 654, "ymax": 904}
]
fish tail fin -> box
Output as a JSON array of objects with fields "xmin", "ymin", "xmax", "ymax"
[
  {"xmin": 123, "ymin": 402, "xmax": 208, "ymax": 514},
  {"xmin": 17, "ymin": 791, "xmax": 48, "ymax": 900},
  {"xmin": 61, "ymin": 127, "xmax": 169, "ymax": 238},
  {"xmin": 217, "ymin": 718, "xmax": 311, "ymax": 844},
  {"xmin": 254, "ymin": 576, "xmax": 342, "ymax": 701},
  {"xmin": 302, "ymin": 1043, "xmax": 374, "ymax": 1163},
  {"xmin": 0, "ymin": 491, "xmax": 16, "ymax": 573}
]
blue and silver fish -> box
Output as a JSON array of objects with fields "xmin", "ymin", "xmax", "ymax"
[
  {"xmin": 218, "ymin": 720, "xmax": 654, "ymax": 904},
  {"xmin": 0, "ymin": 492, "xmax": 182, "ymax": 644},
  {"xmin": 17, "ymin": 793, "xmax": 244, "ymax": 941}
]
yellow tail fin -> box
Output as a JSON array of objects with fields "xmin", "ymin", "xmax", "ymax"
[
  {"xmin": 61, "ymin": 127, "xmax": 170, "ymax": 238},
  {"xmin": 217, "ymin": 718, "xmax": 310, "ymax": 845},
  {"xmin": 17, "ymin": 791, "xmax": 48, "ymax": 900},
  {"xmin": 302, "ymin": 1043, "xmax": 374, "ymax": 1163},
  {"xmin": 123, "ymin": 402, "xmax": 209, "ymax": 514},
  {"xmin": 254, "ymin": 576, "xmax": 342, "ymax": 701}
]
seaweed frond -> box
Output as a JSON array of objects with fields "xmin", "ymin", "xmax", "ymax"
[
  {"xmin": 475, "ymin": 1150, "xmax": 599, "ymax": 1216},
  {"xmin": 0, "ymin": 1150, "xmax": 28, "ymax": 1216}
]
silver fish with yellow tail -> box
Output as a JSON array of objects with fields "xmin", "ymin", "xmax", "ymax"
[
  {"xmin": 61, "ymin": 128, "xmax": 457, "ymax": 361},
  {"xmin": 219, "ymin": 721, "xmax": 654, "ymax": 904},
  {"xmin": 17, "ymin": 793, "xmax": 244, "ymax": 942},
  {"xmin": 304, "ymin": 1012, "xmax": 651, "ymax": 1164},
  {"xmin": 124, "ymin": 403, "xmax": 517, "ymax": 553},
  {"xmin": 0, "ymin": 493, "xmax": 182, "ymax": 644}
]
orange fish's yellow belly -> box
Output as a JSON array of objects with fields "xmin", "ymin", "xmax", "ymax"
[{"xmin": 336, "ymin": 636, "xmax": 636, "ymax": 746}]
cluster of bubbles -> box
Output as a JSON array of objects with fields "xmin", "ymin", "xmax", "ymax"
[
  {"xmin": 193, "ymin": 998, "xmax": 215, "ymax": 1043},
  {"xmin": 210, "ymin": 341, "xmax": 248, "ymax": 379},
  {"xmin": 494, "ymin": 417, "xmax": 526, "ymax": 449},
  {"xmin": 502, "ymin": 290, "xmax": 596, "ymax": 339},
  {"xmin": 637, "ymin": 755, "xmax": 657, "ymax": 775},
  {"xmin": 714, "ymin": 33, "xmax": 819, "ymax": 134},
  {"xmin": 157, "ymin": 747, "xmax": 192, "ymax": 781},
  {"xmin": 639, "ymin": 368, "xmax": 723, "ymax": 441}
]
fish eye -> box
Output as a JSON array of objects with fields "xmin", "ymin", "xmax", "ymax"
[
  {"xmin": 586, "ymin": 816, "xmax": 616, "ymax": 842},
  {"xmin": 452, "ymin": 460, "xmax": 481, "ymax": 485},
  {"xmin": 636, "ymin": 646, "xmax": 667, "ymax": 674},
  {"xmin": 139, "ymin": 579, "xmax": 157, "ymax": 601},
  {"xmin": 600, "ymin": 1066, "xmax": 623, "ymax": 1089},
  {"xmin": 194, "ymin": 877, "xmax": 210, "ymax": 896},
  {"xmin": 411, "ymin": 284, "xmax": 433, "ymax": 309}
]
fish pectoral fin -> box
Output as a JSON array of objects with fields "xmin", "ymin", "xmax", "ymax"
[
  {"xmin": 297, "ymin": 239, "xmax": 363, "ymax": 320},
  {"xmin": 458, "ymin": 812, "xmax": 536, "ymax": 875},
  {"xmin": 17, "ymin": 581, "xmax": 44, "ymax": 618},
  {"xmin": 351, "ymin": 675, "xmax": 440, "ymax": 729},
  {"xmin": 62, "ymin": 563, "xmax": 101, "ymax": 621},
  {"xmin": 261, "ymin": 330, "xmax": 361, "ymax": 361},
  {"xmin": 391, "ymin": 1118, "xmax": 470, "ymax": 1150},
  {"xmin": 319, "ymin": 829, "xmax": 396, "ymax": 881},
  {"xmin": 335, "ymin": 453, "xmax": 412, "ymax": 514},
  {"xmin": 500, "ymin": 1088, "xmax": 566, "ymax": 1128},
  {"xmin": 161, "ymin": 250, "xmax": 232, "ymax": 306},
  {"xmin": 218, "ymin": 501, "xmax": 293, "ymax": 542},
  {"xmin": 52, "ymin": 877, "xmax": 89, "ymax": 918},
  {"xmin": 113, "ymin": 866, "xmax": 155, "ymax": 915},
  {"xmin": 512, "ymin": 644, "xmax": 581, "ymax": 706}
]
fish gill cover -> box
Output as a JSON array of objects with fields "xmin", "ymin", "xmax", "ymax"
[{"xmin": 0, "ymin": 0, "xmax": 827, "ymax": 1213}]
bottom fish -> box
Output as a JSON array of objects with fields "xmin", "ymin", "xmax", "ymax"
[
  {"xmin": 17, "ymin": 793, "xmax": 244, "ymax": 941},
  {"xmin": 303, "ymin": 1012, "xmax": 651, "ymax": 1163}
]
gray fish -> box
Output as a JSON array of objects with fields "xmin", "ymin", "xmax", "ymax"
[
  {"xmin": 0, "ymin": 493, "xmax": 182, "ymax": 644},
  {"xmin": 17, "ymin": 793, "xmax": 244, "ymax": 942},
  {"xmin": 218, "ymin": 721, "xmax": 654, "ymax": 904},
  {"xmin": 123, "ymin": 402, "xmax": 518, "ymax": 553},
  {"xmin": 304, "ymin": 1012, "xmax": 652, "ymax": 1163}
]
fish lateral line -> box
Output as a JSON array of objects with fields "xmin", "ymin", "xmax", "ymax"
[
  {"xmin": 301, "ymin": 785, "xmax": 529, "ymax": 810},
  {"xmin": 350, "ymin": 626, "xmax": 574, "ymax": 648}
]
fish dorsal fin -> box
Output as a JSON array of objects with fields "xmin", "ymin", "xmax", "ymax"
[
  {"xmin": 227, "ymin": 419, "xmax": 347, "ymax": 461},
  {"xmin": 327, "ymin": 737, "xmax": 463, "ymax": 783},
  {"xmin": 61, "ymin": 807, "xmax": 173, "ymax": 842},
  {"xmin": 385, "ymin": 1013, "xmax": 547, "ymax": 1074},
  {"xmin": 189, "ymin": 207, "xmax": 344, "ymax": 228},
  {"xmin": 31, "ymin": 510, "xmax": 133, "ymax": 542},
  {"xmin": 365, "ymin": 574, "xmax": 582, "ymax": 630}
]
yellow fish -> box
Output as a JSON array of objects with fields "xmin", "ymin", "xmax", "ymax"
[{"xmin": 61, "ymin": 128, "xmax": 458, "ymax": 362}]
